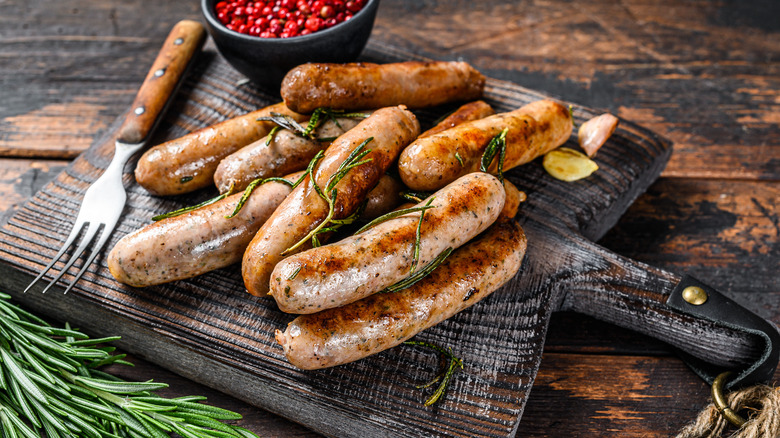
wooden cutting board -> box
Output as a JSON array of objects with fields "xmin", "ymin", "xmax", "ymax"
[{"xmin": 0, "ymin": 41, "xmax": 675, "ymax": 437}]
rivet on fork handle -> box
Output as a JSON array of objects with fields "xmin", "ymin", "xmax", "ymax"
[{"xmin": 24, "ymin": 20, "xmax": 206, "ymax": 295}]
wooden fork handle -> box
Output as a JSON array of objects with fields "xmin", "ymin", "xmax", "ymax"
[{"xmin": 116, "ymin": 20, "xmax": 207, "ymax": 145}]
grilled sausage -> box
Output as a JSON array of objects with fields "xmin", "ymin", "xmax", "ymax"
[
  {"xmin": 501, "ymin": 179, "xmax": 524, "ymax": 219},
  {"xmin": 242, "ymin": 106, "xmax": 420, "ymax": 296},
  {"xmin": 213, "ymin": 115, "xmax": 365, "ymax": 193},
  {"xmin": 275, "ymin": 217, "xmax": 526, "ymax": 370},
  {"xmin": 361, "ymin": 174, "xmax": 404, "ymax": 220},
  {"xmin": 270, "ymin": 172, "xmax": 505, "ymax": 314},
  {"xmin": 398, "ymin": 99, "xmax": 573, "ymax": 191},
  {"xmin": 419, "ymin": 100, "xmax": 494, "ymax": 138},
  {"xmin": 280, "ymin": 61, "xmax": 486, "ymax": 114},
  {"xmin": 135, "ymin": 103, "xmax": 306, "ymax": 196},
  {"xmin": 108, "ymin": 171, "xmax": 304, "ymax": 287}
]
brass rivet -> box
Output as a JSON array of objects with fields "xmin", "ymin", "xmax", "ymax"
[{"xmin": 682, "ymin": 286, "xmax": 708, "ymax": 305}]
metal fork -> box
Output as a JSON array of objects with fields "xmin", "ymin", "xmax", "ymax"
[{"xmin": 24, "ymin": 20, "xmax": 206, "ymax": 294}]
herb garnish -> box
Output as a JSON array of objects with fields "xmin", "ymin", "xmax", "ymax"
[
  {"xmin": 454, "ymin": 151, "xmax": 464, "ymax": 167},
  {"xmin": 152, "ymin": 184, "xmax": 234, "ymax": 221},
  {"xmin": 354, "ymin": 202, "xmax": 436, "ymax": 235},
  {"xmin": 480, "ymin": 127, "xmax": 508, "ymax": 183},
  {"xmin": 403, "ymin": 340, "xmax": 463, "ymax": 406},
  {"xmin": 225, "ymin": 176, "xmax": 294, "ymax": 219},
  {"xmin": 399, "ymin": 190, "xmax": 432, "ymax": 204},
  {"xmin": 0, "ymin": 292, "xmax": 258, "ymax": 438},
  {"xmin": 283, "ymin": 138, "xmax": 374, "ymax": 254},
  {"xmin": 567, "ymin": 104, "xmax": 578, "ymax": 129},
  {"xmin": 260, "ymin": 108, "xmax": 368, "ymax": 142},
  {"xmin": 265, "ymin": 125, "xmax": 281, "ymax": 145},
  {"xmin": 381, "ymin": 247, "xmax": 452, "ymax": 294},
  {"xmin": 410, "ymin": 197, "xmax": 435, "ymax": 274}
]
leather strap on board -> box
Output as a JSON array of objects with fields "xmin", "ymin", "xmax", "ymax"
[{"xmin": 667, "ymin": 275, "xmax": 780, "ymax": 390}]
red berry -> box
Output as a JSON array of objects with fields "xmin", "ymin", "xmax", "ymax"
[
  {"xmin": 305, "ymin": 16, "xmax": 322, "ymax": 31},
  {"xmin": 320, "ymin": 5, "xmax": 334, "ymax": 18}
]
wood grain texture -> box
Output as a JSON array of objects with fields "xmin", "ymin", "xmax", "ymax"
[
  {"xmin": 0, "ymin": 41, "xmax": 684, "ymax": 437},
  {"xmin": 0, "ymin": 0, "xmax": 777, "ymax": 436}
]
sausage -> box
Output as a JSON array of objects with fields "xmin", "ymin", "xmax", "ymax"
[
  {"xmin": 578, "ymin": 113, "xmax": 619, "ymax": 157},
  {"xmin": 135, "ymin": 103, "xmax": 306, "ymax": 196},
  {"xmin": 280, "ymin": 61, "xmax": 486, "ymax": 114},
  {"xmin": 213, "ymin": 115, "xmax": 364, "ymax": 193},
  {"xmin": 270, "ymin": 172, "xmax": 505, "ymax": 314},
  {"xmin": 108, "ymin": 171, "xmax": 304, "ymax": 287},
  {"xmin": 398, "ymin": 99, "xmax": 573, "ymax": 191},
  {"xmin": 501, "ymin": 179, "xmax": 524, "ymax": 219},
  {"xmin": 242, "ymin": 106, "xmax": 420, "ymax": 297},
  {"xmin": 361, "ymin": 174, "xmax": 404, "ymax": 220},
  {"xmin": 275, "ymin": 216, "xmax": 526, "ymax": 370},
  {"xmin": 419, "ymin": 100, "xmax": 494, "ymax": 138}
]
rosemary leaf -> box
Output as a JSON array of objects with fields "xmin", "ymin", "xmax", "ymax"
[
  {"xmin": 225, "ymin": 176, "xmax": 295, "ymax": 219},
  {"xmin": 152, "ymin": 190, "xmax": 231, "ymax": 222},
  {"xmin": 383, "ymin": 247, "xmax": 453, "ymax": 294},
  {"xmin": 355, "ymin": 204, "xmax": 435, "ymax": 235},
  {"xmin": 71, "ymin": 375, "xmax": 169, "ymax": 394},
  {"xmin": 454, "ymin": 151, "xmax": 464, "ymax": 167},
  {"xmin": 479, "ymin": 127, "xmax": 509, "ymax": 183},
  {"xmin": 410, "ymin": 197, "xmax": 436, "ymax": 274},
  {"xmin": 265, "ymin": 125, "xmax": 281, "ymax": 146},
  {"xmin": 257, "ymin": 112, "xmax": 307, "ymax": 136},
  {"xmin": 287, "ymin": 266, "xmax": 302, "ymax": 281},
  {"xmin": 0, "ymin": 348, "xmax": 47, "ymax": 404}
]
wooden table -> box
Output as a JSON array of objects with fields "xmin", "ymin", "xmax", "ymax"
[{"xmin": 1, "ymin": 0, "xmax": 777, "ymax": 436}]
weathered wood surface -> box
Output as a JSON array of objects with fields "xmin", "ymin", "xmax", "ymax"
[{"xmin": 0, "ymin": 0, "xmax": 777, "ymax": 436}]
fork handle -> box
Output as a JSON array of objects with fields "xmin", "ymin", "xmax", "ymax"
[{"xmin": 116, "ymin": 20, "xmax": 207, "ymax": 145}]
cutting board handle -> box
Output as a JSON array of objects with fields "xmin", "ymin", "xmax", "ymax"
[{"xmin": 555, "ymin": 232, "xmax": 780, "ymax": 389}]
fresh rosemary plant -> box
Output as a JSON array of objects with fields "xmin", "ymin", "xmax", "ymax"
[
  {"xmin": 402, "ymin": 340, "xmax": 463, "ymax": 406},
  {"xmin": 480, "ymin": 127, "xmax": 509, "ymax": 183},
  {"xmin": 0, "ymin": 292, "xmax": 258, "ymax": 438}
]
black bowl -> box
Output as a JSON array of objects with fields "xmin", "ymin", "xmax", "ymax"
[{"xmin": 201, "ymin": 0, "xmax": 380, "ymax": 90}]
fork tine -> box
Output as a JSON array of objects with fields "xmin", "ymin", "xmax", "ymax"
[
  {"xmin": 62, "ymin": 225, "xmax": 113, "ymax": 295},
  {"xmin": 23, "ymin": 221, "xmax": 89, "ymax": 293},
  {"xmin": 39, "ymin": 222, "xmax": 101, "ymax": 294}
]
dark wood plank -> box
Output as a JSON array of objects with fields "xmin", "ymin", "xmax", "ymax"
[{"xmin": 3, "ymin": 0, "xmax": 779, "ymax": 179}]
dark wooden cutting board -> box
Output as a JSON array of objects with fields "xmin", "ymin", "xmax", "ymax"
[{"xmin": 0, "ymin": 41, "xmax": 683, "ymax": 437}]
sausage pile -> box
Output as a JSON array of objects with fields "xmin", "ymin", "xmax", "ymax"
[{"xmin": 108, "ymin": 60, "xmax": 583, "ymax": 370}]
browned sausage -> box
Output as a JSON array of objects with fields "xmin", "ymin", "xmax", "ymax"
[
  {"xmin": 108, "ymin": 171, "xmax": 303, "ymax": 287},
  {"xmin": 270, "ymin": 173, "xmax": 505, "ymax": 314},
  {"xmin": 275, "ymin": 217, "xmax": 526, "ymax": 370},
  {"xmin": 398, "ymin": 100, "xmax": 573, "ymax": 191},
  {"xmin": 280, "ymin": 61, "xmax": 486, "ymax": 114},
  {"xmin": 241, "ymin": 106, "xmax": 420, "ymax": 296},
  {"xmin": 361, "ymin": 174, "xmax": 404, "ymax": 220},
  {"xmin": 135, "ymin": 102, "xmax": 306, "ymax": 196},
  {"xmin": 501, "ymin": 179, "xmax": 524, "ymax": 219},
  {"xmin": 213, "ymin": 114, "xmax": 365, "ymax": 193},
  {"xmin": 419, "ymin": 100, "xmax": 494, "ymax": 138}
]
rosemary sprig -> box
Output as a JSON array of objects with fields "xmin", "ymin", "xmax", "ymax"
[
  {"xmin": 567, "ymin": 104, "xmax": 578, "ymax": 129},
  {"xmin": 261, "ymin": 108, "xmax": 369, "ymax": 142},
  {"xmin": 0, "ymin": 292, "xmax": 258, "ymax": 438},
  {"xmin": 152, "ymin": 184, "xmax": 234, "ymax": 221},
  {"xmin": 480, "ymin": 127, "xmax": 508, "ymax": 183},
  {"xmin": 399, "ymin": 190, "xmax": 432, "ymax": 204},
  {"xmin": 402, "ymin": 340, "xmax": 463, "ymax": 406},
  {"xmin": 382, "ymin": 247, "xmax": 452, "ymax": 294},
  {"xmin": 283, "ymin": 138, "xmax": 374, "ymax": 254},
  {"xmin": 354, "ymin": 203, "xmax": 436, "ymax": 235},
  {"xmin": 257, "ymin": 112, "xmax": 307, "ymax": 136},
  {"xmin": 225, "ymin": 176, "xmax": 294, "ymax": 219},
  {"xmin": 410, "ymin": 197, "xmax": 435, "ymax": 274},
  {"xmin": 265, "ymin": 125, "xmax": 281, "ymax": 145},
  {"xmin": 302, "ymin": 108, "xmax": 370, "ymax": 139}
]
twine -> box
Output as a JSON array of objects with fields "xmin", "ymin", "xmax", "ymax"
[{"xmin": 676, "ymin": 385, "xmax": 780, "ymax": 438}]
